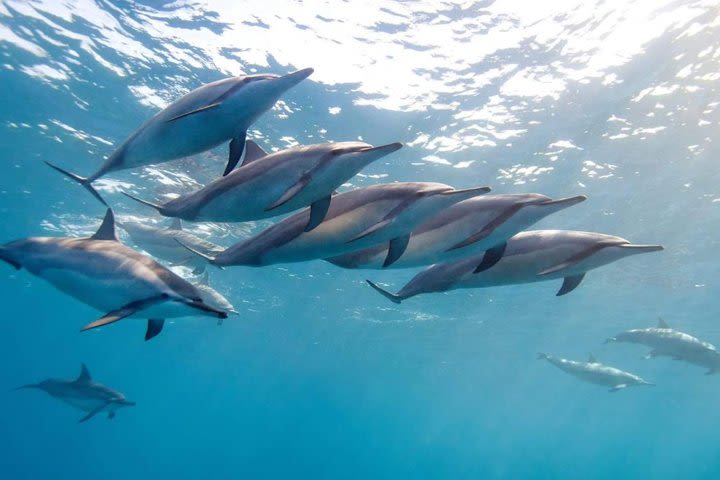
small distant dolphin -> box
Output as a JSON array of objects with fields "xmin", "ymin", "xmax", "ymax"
[
  {"xmin": 366, "ymin": 230, "xmax": 663, "ymax": 303},
  {"xmin": 118, "ymin": 217, "xmax": 224, "ymax": 274},
  {"xmin": 537, "ymin": 353, "xmax": 654, "ymax": 392},
  {"xmin": 123, "ymin": 140, "xmax": 402, "ymax": 231},
  {"xmin": 14, "ymin": 363, "xmax": 135, "ymax": 422},
  {"xmin": 180, "ymin": 182, "xmax": 491, "ymax": 268},
  {"xmin": 327, "ymin": 193, "xmax": 586, "ymax": 269},
  {"xmin": 0, "ymin": 209, "xmax": 228, "ymax": 340},
  {"xmin": 606, "ymin": 318, "xmax": 720, "ymax": 374},
  {"xmin": 46, "ymin": 68, "xmax": 314, "ymax": 205},
  {"xmin": 192, "ymin": 272, "xmax": 238, "ymax": 325}
]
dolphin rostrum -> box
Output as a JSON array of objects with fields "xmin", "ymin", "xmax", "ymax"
[
  {"xmin": 123, "ymin": 140, "xmax": 403, "ymax": 231},
  {"xmin": 46, "ymin": 68, "xmax": 314, "ymax": 205},
  {"xmin": 327, "ymin": 193, "xmax": 586, "ymax": 269},
  {"xmin": 366, "ymin": 230, "xmax": 663, "ymax": 303},
  {"xmin": 606, "ymin": 318, "xmax": 720, "ymax": 375},
  {"xmin": 192, "ymin": 272, "xmax": 238, "ymax": 325},
  {"xmin": 118, "ymin": 217, "xmax": 224, "ymax": 274},
  {"xmin": 179, "ymin": 182, "xmax": 491, "ymax": 268},
  {"xmin": 14, "ymin": 363, "xmax": 135, "ymax": 422},
  {"xmin": 0, "ymin": 209, "xmax": 228, "ymax": 340},
  {"xmin": 537, "ymin": 353, "xmax": 654, "ymax": 392}
]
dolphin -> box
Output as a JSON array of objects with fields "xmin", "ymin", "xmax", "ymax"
[
  {"xmin": 180, "ymin": 182, "xmax": 491, "ymax": 268},
  {"xmin": 537, "ymin": 353, "xmax": 654, "ymax": 392},
  {"xmin": 45, "ymin": 68, "xmax": 315, "ymax": 205},
  {"xmin": 366, "ymin": 230, "xmax": 663, "ymax": 303},
  {"xmin": 123, "ymin": 140, "xmax": 403, "ymax": 231},
  {"xmin": 606, "ymin": 318, "xmax": 720, "ymax": 374},
  {"xmin": 326, "ymin": 193, "xmax": 586, "ymax": 269},
  {"xmin": 14, "ymin": 363, "xmax": 135, "ymax": 422},
  {"xmin": 0, "ymin": 209, "xmax": 228, "ymax": 340},
  {"xmin": 192, "ymin": 272, "xmax": 238, "ymax": 325},
  {"xmin": 118, "ymin": 217, "xmax": 224, "ymax": 274}
]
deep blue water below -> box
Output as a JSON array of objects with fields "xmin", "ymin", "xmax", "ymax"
[{"xmin": 1, "ymin": 1, "xmax": 720, "ymax": 479}]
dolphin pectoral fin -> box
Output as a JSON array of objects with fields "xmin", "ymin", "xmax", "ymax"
[
  {"xmin": 556, "ymin": 273, "xmax": 585, "ymax": 296},
  {"xmin": 107, "ymin": 411, "xmax": 116, "ymax": 420},
  {"xmin": 448, "ymin": 205, "xmax": 524, "ymax": 251},
  {"xmin": 473, "ymin": 243, "xmax": 507, "ymax": 274},
  {"xmin": 366, "ymin": 280, "xmax": 402, "ymax": 304},
  {"xmin": 80, "ymin": 295, "xmax": 170, "ymax": 332},
  {"xmin": 145, "ymin": 319, "xmax": 165, "ymax": 341},
  {"xmin": 266, "ymin": 174, "xmax": 311, "ymax": 211},
  {"xmin": 78, "ymin": 403, "xmax": 108, "ymax": 423},
  {"xmin": 305, "ymin": 195, "xmax": 332, "ymax": 232},
  {"xmin": 224, "ymin": 131, "xmax": 247, "ymax": 175},
  {"xmin": 383, "ymin": 234, "xmax": 410, "ymax": 268},
  {"xmin": 537, "ymin": 244, "xmax": 613, "ymax": 276},
  {"xmin": 45, "ymin": 161, "xmax": 107, "ymax": 206},
  {"xmin": 240, "ymin": 139, "xmax": 268, "ymax": 166},
  {"xmin": 609, "ymin": 384, "xmax": 627, "ymax": 393},
  {"xmin": 91, "ymin": 209, "xmax": 118, "ymax": 241},
  {"xmin": 166, "ymin": 102, "xmax": 221, "ymax": 123},
  {"xmin": 347, "ymin": 219, "xmax": 392, "ymax": 243}
]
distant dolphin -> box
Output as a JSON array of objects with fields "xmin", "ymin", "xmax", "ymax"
[
  {"xmin": 0, "ymin": 209, "xmax": 228, "ymax": 340},
  {"xmin": 46, "ymin": 68, "xmax": 314, "ymax": 205},
  {"xmin": 123, "ymin": 140, "xmax": 403, "ymax": 231},
  {"xmin": 14, "ymin": 363, "xmax": 135, "ymax": 422},
  {"xmin": 366, "ymin": 230, "xmax": 663, "ymax": 303},
  {"xmin": 118, "ymin": 217, "xmax": 224, "ymax": 274},
  {"xmin": 192, "ymin": 272, "xmax": 238, "ymax": 325},
  {"xmin": 180, "ymin": 182, "xmax": 491, "ymax": 268},
  {"xmin": 327, "ymin": 193, "xmax": 586, "ymax": 269},
  {"xmin": 537, "ymin": 353, "xmax": 654, "ymax": 392},
  {"xmin": 606, "ymin": 318, "xmax": 720, "ymax": 374}
]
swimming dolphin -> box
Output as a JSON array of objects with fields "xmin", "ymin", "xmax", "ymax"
[
  {"xmin": 118, "ymin": 217, "xmax": 224, "ymax": 274},
  {"xmin": 0, "ymin": 209, "xmax": 228, "ymax": 340},
  {"xmin": 46, "ymin": 68, "xmax": 314, "ymax": 205},
  {"xmin": 606, "ymin": 318, "xmax": 720, "ymax": 374},
  {"xmin": 192, "ymin": 272, "xmax": 238, "ymax": 325},
  {"xmin": 366, "ymin": 230, "xmax": 663, "ymax": 303},
  {"xmin": 123, "ymin": 140, "xmax": 403, "ymax": 231},
  {"xmin": 537, "ymin": 353, "xmax": 654, "ymax": 392},
  {"xmin": 180, "ymin": 182, "xmax": 491, "ymax": 268},
  {"xmin": 327, "ymin": 193, "xmax": 586, "ymax": 269},
  {"xmin": 14, "ymin": 363, "xmax": 135, "ymax": 422}
]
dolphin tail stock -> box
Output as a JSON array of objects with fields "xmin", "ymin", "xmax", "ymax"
[
  {"xmin": 121, "ymin": 192, "xmax": 164, "ymax": 214},
  {"xmin": 365, "ymin": 280, "xmax": 403, "ymax": 304},
  {"xmin": 0, "ymin": 247, "xmax": 20, "ymax": 270},
  {"xmin": 174, "ymin": 239, "xmax": 222, "ymax": 269},
  {"xmin": 45, "ymin": 161, "xmax": 107, "ymax": 207},
  {"xmin": 536, "ymin": 353, "xmax": 549, "ymax": 360}
]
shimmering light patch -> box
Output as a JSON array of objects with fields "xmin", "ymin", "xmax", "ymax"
[
  {"xmin": 0, "ymin": 23, "xmax": 47, "ymax": 56},
  {"xmin": 128, "ymin": 85, "xmax": 170, "ymax": 109},
  {"xmin": 328, "ymin": 107, "xmax": 341, "ymax": 115},
  {"xmin": 19, "ymin": 63, "xmax": 68, "ymax": 81}
]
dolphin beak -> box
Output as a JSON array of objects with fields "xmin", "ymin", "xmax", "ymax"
[
  {"xmin": 603, "ymin": 338, "xmax": 615, "ymax": 344},
  {"xmin": 362, "ymin": 142, "xmax": 403, "ymax": 155},
  {"xmin": 618, "ymin": 244, "xmax": 664, "ymax": 254},
  {"xmin": 280, "ymin": 68, "xmax": 314, "ymax": 88},
  {"xmin": 538, "ymin": 195, "xmax": 587, "ymax": 209}
]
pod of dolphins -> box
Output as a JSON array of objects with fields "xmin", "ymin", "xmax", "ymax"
[{"xmin": 0, "ymin": 67, "xmax": 693, "ymax": 420}]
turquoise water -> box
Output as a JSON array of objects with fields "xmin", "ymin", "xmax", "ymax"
[{"xmin": 1, "ymin": 1, "xmax": 719, "ymax": 478}]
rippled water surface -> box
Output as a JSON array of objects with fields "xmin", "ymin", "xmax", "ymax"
[{"xmin": 1, "ymin": 1, "xmax": 720, "ymax": 478}]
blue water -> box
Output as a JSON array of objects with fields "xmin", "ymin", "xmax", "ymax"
[{"xmin": 1, "ymin": 1, "xmax": 719, "ymax": 478}]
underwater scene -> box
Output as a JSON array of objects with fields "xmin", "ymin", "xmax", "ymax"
[{"xmin": 1, "ymin": 0, "xmax": 719, "ymax": 478}]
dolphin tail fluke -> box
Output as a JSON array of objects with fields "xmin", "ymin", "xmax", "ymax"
[
  {"xmin": 45, "ymin": 161, "xmax": 107, "ymax": 207},
  {"xmin": 174, "ymin": 239, "xmax": 222, "ymax": 269},
  {"xmin": 537, "ymin": 353, "xmax": 549, "ymax": 360},
  {"xmin": 366, "ymin": 280, "xmax": 402, "ymax": 304},
  {"xmin": 121, "ymin": 192, "xmax": 164, "ymax": 214}
]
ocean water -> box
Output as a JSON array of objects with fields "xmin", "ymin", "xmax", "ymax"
[{"xmin": 1, "ymin": 0, "xmax": 719, "ymax": 478}]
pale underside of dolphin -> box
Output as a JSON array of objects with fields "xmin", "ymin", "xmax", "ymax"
[
  {"xmin": 537, "ymin": 353, "xmax": 654, "ymax": 392},
  {"xmin": 118, "ymin": 217, "xmax": 224, "ymax": 274},
  {"xmin": 0, "ymin": 209, "xmax": 228, "ymax": 340},
  {"xmin": 606, "ymin": 318, "xmax": 720, "ymax": 374},
  {"xmin": 45, "ymin": 68, "xmax": 314, "ymax": 206},
  {"xmin": 123, "ymin": 140, "xmax": 403, "ymax": 232},
  {"xmin": 366, "ymin": 230, "xmax": 663, "ymax": 303},
  {"xmin": 179, "ymin": 182, "xmax": 492, "ymax": 268},
  {"xmin": 326, "ymin": 193, "xmax": 586, "ymax": 269},
  {"xmin": 14, "ymin": 363, "xmax": 135, "ymax": 423}
]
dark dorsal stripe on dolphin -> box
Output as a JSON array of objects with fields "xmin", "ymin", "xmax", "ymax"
[
  {"xmin": 14, "ymin": 363, "xmax": 136, "ymax": 422},
  {"xmin": 1, "ymin": 209, "xmax": 228, "ymax": 340},
  {"xmin": 365, "ymin": 230, "xmax": 663, "ymax": 303},
  {"xmin": 45, "ymin": 68, "xmax": 314, "ymax": 205},
  {"xmin": 122, "ymin": 141, "xmax": 403, "ymax": 231}
]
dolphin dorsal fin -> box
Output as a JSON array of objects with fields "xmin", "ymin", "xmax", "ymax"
[
  {"xmin": 91, "ymin": 209, "xmax": 118, "ymax": 241},
  {"xmin": 658, "ymin": 317, "xmax": 670, "ymax": 328},
  {"xmin": 588, "ymin": 353, "xmax": 598, "ymax": 363},
  {"xmin": 200, "ymin": 272, "xmax": 210, "ymax": 286},
  {"xmin": 168, "ymin": 218, "xmax": 183, "ymax": 230},
  {"xmin": 77, "ymin": 363, "xmax": 92, "ymax": 383},
  {"xmin": 241, "ymin": 140, "xmax": 268, "ymax": 166}
]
